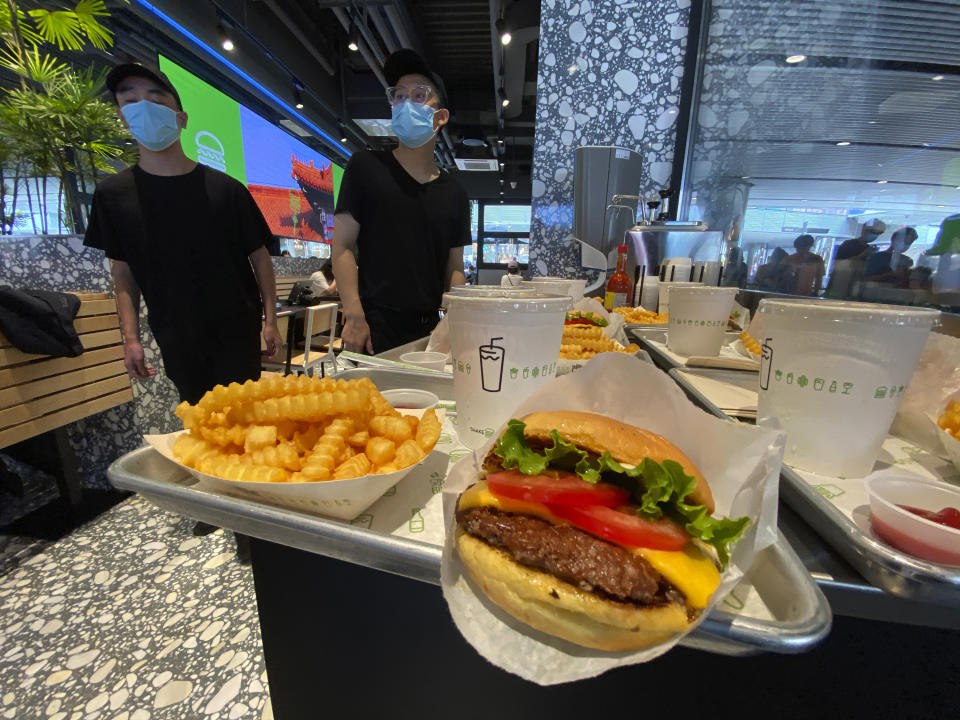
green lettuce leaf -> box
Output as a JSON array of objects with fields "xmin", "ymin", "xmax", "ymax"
[
  {"xmin": 565, "ymin": 310, "xmax": 608, "ymax": 327},
  {"xmin": 493, "ymin": 419, "xmax": 750, "ymax": 567}
]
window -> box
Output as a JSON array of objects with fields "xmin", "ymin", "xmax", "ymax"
[
  {"xmin": 476, "ymin": 202, "xmax": 531, "ymax": 269},
  {"xmin": 677, "ymin": 0, "xmax": 960, "ymax": 310}
]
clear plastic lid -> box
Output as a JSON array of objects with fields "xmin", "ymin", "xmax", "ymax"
[
  {"xmin": 448, "ymin": 285, "xmax": 537, "ymax": 296},
  {"xmin": 442, "ymin": 291, "xmax": 572, "ymax": 313},
  {"xmin": 758, "ymin": 298, "xmax": 941, "ymax": 327}
]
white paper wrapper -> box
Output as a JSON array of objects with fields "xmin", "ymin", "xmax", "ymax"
[
  {"xmin": 440, "ymin": 353, "xmax": 785, "ymax": 684},
  {"xmin": 144, "ymin": 409, "xmax": 442, "ymax": 521},
  {"xmin": 571, "ymin": 297, "xmax": 629, "ymax": 346},
  {"xmin": 891, "ymin": 332, "xmax": 960, "ymax": 457}
]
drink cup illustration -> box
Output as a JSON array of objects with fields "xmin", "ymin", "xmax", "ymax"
[
  {"xmin": 510, "ymin": 368, "xmax": 518, "ymax": 379},
  {"xmin": 479, "ymin": 337, "xmax": 505, "ymax": 392},
  {"xmin": 760, "ymin": 338, "xmax": 774, "ymax": 390}
]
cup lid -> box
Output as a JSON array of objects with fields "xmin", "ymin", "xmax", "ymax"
[
  {"xmin": 758, "ymin": 298, "xmax": 941, "ymax": 328},
  {"xmin": 443, "ymin": 291, "xmax": 572, "ymax": 313}
]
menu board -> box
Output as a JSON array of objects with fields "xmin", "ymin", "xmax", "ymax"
[{"xmin": 745, "ymin": 206, "xmax": 848, "ymax": 235}]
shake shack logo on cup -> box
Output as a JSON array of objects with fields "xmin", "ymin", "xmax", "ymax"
[{"xmin": 672, "ymin": 317, "xmax": 725, "ymax": 327}]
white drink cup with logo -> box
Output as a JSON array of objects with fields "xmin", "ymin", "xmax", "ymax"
[
  {"xmin": 756, "ymin": 299, "xmax": 940, "ymax": 478},
  {"xmin": 666, "ymin": 286, "xmax": 738, "ymax": 356},
  {"xmin": 443, "ymin": 291, "xmax": 571, "ymax": 449},
  {"xmin": 658, "ymin": 280, "xmax": 702, "ymax": 316}
]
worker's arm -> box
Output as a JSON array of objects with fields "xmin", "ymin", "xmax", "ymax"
[
  {"xmin": 111, "ymin": 259, "xmax": 156, "ymax": 379},
  {"xmin": 248, "ymin": 246, "xmax": 281, "ymax": 357},
  {"xmin": 445, "ymin": 245, "xmax": 466, "ymax": 291},
  {"xmin": 332, "ymin": 212, "xmax": 373, "ymax": 354}
]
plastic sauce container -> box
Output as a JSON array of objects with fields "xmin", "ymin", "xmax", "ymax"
[{"xmin": 866, "ymin": 474, "xmax": 960, "ymax": 566}]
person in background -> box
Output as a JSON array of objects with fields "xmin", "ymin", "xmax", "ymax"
[
  {"xmin": 826, "ymin": 218, "xmax": 886, "ymax": 299},
  {"xmin": 281, "ymin": 250, "xmax": 292, "ymax": 257},
  {"xmin": 464, "ymin": 262, "xmax": 476, "ymax": 285},
  {"xmin": 84, "ymin": 63, "xmax": 280, "ymax": 405},
  {"xmin": 786, "ymin": 234, "xmax": 826, "ymax": 296},
  {"xmin": 864, "ymin": 227, "xmax": 918, "ymax": 288},
  {"xmin": 754, "ymin": 247, "xmax": 794, "ymax": 293},
  {"xmin": 84, "ymin": 63, "xmax": 280, "ymax": 561},
  {"xmin": 310, "ymin": 259, "xmax": 338, "ymax": 297},
  {"xmin": 500, "ymin": 258, "xmax": 523, "ymax": 287},
  {"xmin": 332, "ymin": 49, "xmax": 468, "ymax": 353},
  {"xmin": 721, "ymin": 237, "xmax": 747, "ymax": 288}
]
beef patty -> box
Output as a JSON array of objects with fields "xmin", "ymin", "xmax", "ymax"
[{"xmin": 457, "ymin": 506, "xmax": 676, "ymax": 605}]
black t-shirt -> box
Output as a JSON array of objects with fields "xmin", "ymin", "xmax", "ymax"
[
  {"xmin": 335, "ymin": 150, "xmax": 470, "ymax": 312},
  {"xmin": 835, "ymin": 238, "xmax": 872, "ymax": 261},
  {"xmin": 83, "ymin": 164, "xmax": 270, "ymax": 349}
]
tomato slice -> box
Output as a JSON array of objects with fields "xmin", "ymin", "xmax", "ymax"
[
  {"xmin": 565, "ymin": 318, "xmax": 599, "ymax": 325},
  {"xmin": 486, "ymin": 469, "xmax": 629, "ymax": 508},
  {"xmin": 547, "ymin": 504, "xmax": 689, "ymax": 551}
]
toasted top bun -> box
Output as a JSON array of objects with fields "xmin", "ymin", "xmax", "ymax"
[
  {"xmin": 518, "ymin": 410, "xmax": 715, "ymax": 513},
  {"xmin": 457, "ymin": 530, "xmax": 690, "ymax": 652}
]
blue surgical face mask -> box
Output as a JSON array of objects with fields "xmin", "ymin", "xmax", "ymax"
[
  {"xmin": 121, "ymin": 100, "xmax": 182, "ymax": 152},
  {"xmin": 391, "ymin": 100, "xmax": 437, "ymax": 148}
]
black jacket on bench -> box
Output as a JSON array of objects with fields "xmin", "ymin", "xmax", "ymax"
[{"xmin": 0, "ymin": 286, "xmax": 83, "ymax": 357}]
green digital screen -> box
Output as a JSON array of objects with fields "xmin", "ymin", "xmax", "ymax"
[{"xmin": 157, "ymin": 55, "xmax": 344, "ymax": 241}]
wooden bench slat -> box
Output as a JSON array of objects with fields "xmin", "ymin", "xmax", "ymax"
[
  {"xmin": 0, "ymin": 374, "xmax": 132, "ymax": 430},
  {"xmin": 71, "ymin": 292, "xmax": 110, "ymax": 301},
  {"xmin": 77, "ymin": 299, "xmax": 117, "ymax": 317},
  {"xmin": 0, "ymin": 346, "xmax": 124, "ymax": 387},
  {"xmin": 0, "ymin": 329, "xmax": 121, "ymax": 368},
  {"xmin": 0, "ymin": 361, "xmax": 126, "ymax": 410},
  {"xmin": 0, "ymin": 388, "xmax": 133, "ymax": 450}
]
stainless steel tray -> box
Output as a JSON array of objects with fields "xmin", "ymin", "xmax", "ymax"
[
  {"xmin": 108, "ymin": 367, "xmax": 831, "ymax": 656},
  {"xmin": 670, "ymin": 367, "xmax": 757, "ymax": 419},
  {"xmin": 669, "ymin": 368, "xmax": 960, "ymax": 608}
]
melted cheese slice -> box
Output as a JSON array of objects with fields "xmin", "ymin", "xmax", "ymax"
[{"xmin": 458, "ymin": 480, "xmax": 720, "ymax": 609}]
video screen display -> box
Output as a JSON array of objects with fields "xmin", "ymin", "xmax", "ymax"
[{"xmin": 158, "ymin": 55, "xmax": 343, "ymax": 243}]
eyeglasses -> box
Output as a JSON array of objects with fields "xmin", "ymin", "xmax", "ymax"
[{"xmin": 386, "ymin": 84, "xmax": 434, "ymax": 106}]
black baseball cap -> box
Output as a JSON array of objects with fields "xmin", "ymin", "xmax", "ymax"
[
  {"xmin": 106, "ymin": 63, "xmax": 183, "ymax": 110},
  {"xmin": 383, "ymin": 49, "xmax": 446, "ymax": 106}
]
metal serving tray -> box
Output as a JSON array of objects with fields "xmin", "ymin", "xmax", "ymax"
[
  {"xmin": 108, "ymin": 367, "xmax": 831, "ymax": 657},
  {"xmin": 669, "ymin": 368, "xmax": 960, "ymax": 608}
]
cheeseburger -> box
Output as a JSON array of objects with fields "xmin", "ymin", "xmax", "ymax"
[{"xmin": 455, "ymin": 411, "xmax": 748, "ymax": 652}]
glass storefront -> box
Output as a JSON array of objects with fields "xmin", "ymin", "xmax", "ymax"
[{"xmin": 679, "ymin": 0, "xmax": 960, "ymax": 311}]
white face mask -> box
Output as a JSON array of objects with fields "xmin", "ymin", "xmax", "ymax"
[{"xmin": 120, "ymin": 100, "xmax": 182, "ymax": 151}]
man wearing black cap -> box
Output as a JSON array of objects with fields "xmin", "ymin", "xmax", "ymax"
[
  {"xmin": 83, "ymin": 63, "xmax": 282, "ymax": 404},
  {"xmin": 332, "ymin": 49, "xmax": 469, "ymax": 353}
]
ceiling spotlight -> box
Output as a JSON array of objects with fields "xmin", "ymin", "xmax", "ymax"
[
  {"xmin": 293, "ymin": 84, "xmax": 304, "ymax": 110},
  {"xmin": 785, "ymin": 54, "xmax": 806, "ymax": 64},
  {"xmin": 499, "ymin": 178, "xmax": 505, "ymax": 185},
  {"xmin": 499, "ymin": 162, "xmax": 505, "ymax": 169},
  {"xmin": 877, "ymin": 180, "xmax": 887, "ymax": 184},
  {"xmin": 339, "ymin": 122, "xmax": 348, "ymax": 143},
  {"xmin": 836, "ymin": 141, "xmax": 850, "ymax": 146},
  {"xmin": 938, "ymin": 204, "xmax": 946, "ymax": 207},
  {"xmin": 932, "ymin": 75, "xmax": 945, "ymax": 81},
  {"xmin": 496, "ymin": 18, "xmax": 511, "ymax": 46},
  {"xmin": 500, "ymin": 190, "xmax": 504, "ymax": 195},
  {"xmin": 510, "ymin": 180, "xmax": 518, "ymax": 189},
  {"xmin": 217, "ymin": 23, "xmax": 234, "ymax": 52},
  {"xmin": 347, "ymin": 23, "xmax": 360, "ymax": 52},
  {"xmin": 497, "ymin": 137, "xmax": 504, "ymax": 145},
  {"xmin": 499, "ymin": 87, "xmax": 509, "ymax": 108},
  {"xmin": 867, "ymin": 120, "xmax": 877, "ymax": 124}
]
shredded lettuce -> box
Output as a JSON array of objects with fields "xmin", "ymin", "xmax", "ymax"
[{"xmin": 493, "ymin": 419, "xmax": 749, "ymax": 566}]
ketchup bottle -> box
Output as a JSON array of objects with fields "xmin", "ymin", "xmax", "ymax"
[{"xmin": 604, "ymin": 244, "xmax": 633, "ymax": 310}]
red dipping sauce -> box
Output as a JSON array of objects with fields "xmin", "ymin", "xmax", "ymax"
[
  {"xmin": 871, "ymin": 512, "xmax": 960, "ymax": 566},
  {"xmin": 898, "ymin": 505, "xmax": 960, "ymax": 531}
]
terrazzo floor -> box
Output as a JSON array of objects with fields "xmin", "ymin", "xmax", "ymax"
[{"xmin": 0, "ymin": 496, "xmax": 271, "ymax": 720}]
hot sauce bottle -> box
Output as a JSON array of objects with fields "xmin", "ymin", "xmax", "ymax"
[{"xmin": 604, "ymin": 244, "xmax": 633, "ymax": 310}]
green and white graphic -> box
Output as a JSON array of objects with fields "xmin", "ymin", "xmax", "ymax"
[
  {"xmin": 813, "ymin": 484, "xmax": 845, "ymax": 500},
  {"xmin": 158, "ymin": 56, "xmax": 247, "ymax": 184},
  {"xmin": 349, "ymin": 514, "xmax": 374, "ymax": 528},
  {"xmin": 409, "ymin": 508, "xmax": 425, "ymax": 533}
]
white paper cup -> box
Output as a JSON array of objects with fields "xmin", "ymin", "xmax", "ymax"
[
  {"xmin": 756, "ymin": 299, "xmax": 940, "ymax": 478},
  {"xmin": 658, "ymin": 280, "xmax": 702, "ymax": 316},
  {"xmin": 443, "ymin": 292, "xmax": 571, "ymax": 449},
  {"xmin": 399, "ymin": 351, "xmax": 447, "ymax": 371},
  {"xmin": 667, "ymin": 286, "xmax": 738, "ymax": 357},
  {"xmin": 524, "ymin": 276, "xmax": 586, "ymax": 298},
  {"xmin": 380, "ymin": 388, "xmax": 440, "ymax": 409}
]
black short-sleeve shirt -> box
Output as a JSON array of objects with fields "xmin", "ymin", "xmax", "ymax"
[
  {"xmin": 335, "ymin": 150, "xmax": 470, "ymax": 312},
  {"xmin": 84, "ymin": 164, "xmax": 270, "ymax": 349}
]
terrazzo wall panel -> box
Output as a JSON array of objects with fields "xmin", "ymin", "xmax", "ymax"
[
  {"xmin": 530, "ymin": 0, "xmax": 692, "ymax": 276},
  {"xmin": 1, "ymin": 237, "xmax": 315, "ymax": 489}
]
